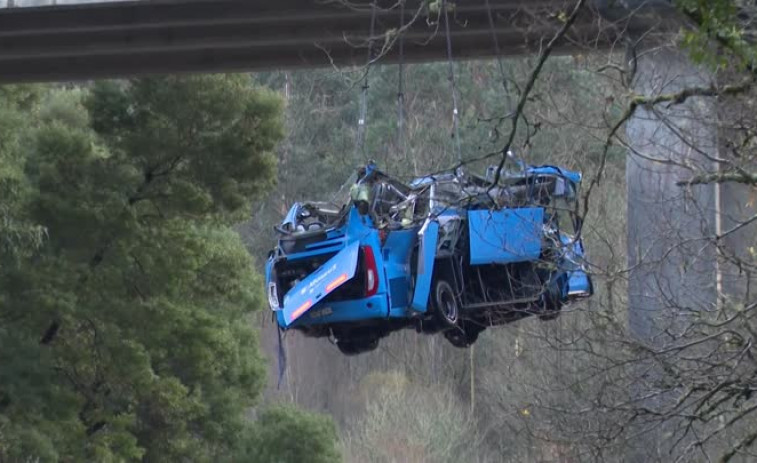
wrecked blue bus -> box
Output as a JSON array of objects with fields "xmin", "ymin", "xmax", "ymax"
[{"xmin": 265, "ymin": 162, "xmax": 593, "ymax": 355}]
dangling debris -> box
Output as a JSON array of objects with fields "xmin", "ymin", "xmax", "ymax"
[{"xmin": 264, "ymin": 159, "xmax": 593, "ymax": 356}]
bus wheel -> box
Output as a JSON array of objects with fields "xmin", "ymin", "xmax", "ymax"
[
  {"xmin": 336, "ymin": 337, "xmax": 379, "ymax": 356},
  {"xmin": 443, "ymin": 323, "xmax": 481, "ymax": 348},
  {"xmin": 444, "ymin": 329, "xmax": 469, "ymax": 348},
  {"xmin": 433, "ymin": 279, "xmax": 460, "ymax": 328}
]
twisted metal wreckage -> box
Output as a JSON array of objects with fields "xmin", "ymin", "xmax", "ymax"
[{"xmin": 265, "ymin": 160, "xmax": 593, "ymax": 356}]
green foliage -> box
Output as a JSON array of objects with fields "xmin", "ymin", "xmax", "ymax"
[
  {"xmin": 0, "ymin": 75, "xmax": 339, "ymax": 462},
  {"xmin": 86, "ymin": 76, "xmax": 282, "ymax": 222},
  {"xmin": 677, "ymin": 0, "xmax": 757, "ymax": 69},
  {"xmin": 0, "ymin": 85, "xmax": 46, "ymax": 260},
  {"xmin": 238, "ymin": 405, "xmax": 342, "ymax": 463}
]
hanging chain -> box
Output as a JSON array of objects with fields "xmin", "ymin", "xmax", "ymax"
[
  {"xmin": 397, "ymin": 0, "xmax": 406, "ymax": 164},
  {"xmin": 442, "ymin": 0, "xmax": 463, "ymax": 166},
  {"xmin": 355, "ymin": 1, "xmax": 378, "ymax": 164}
]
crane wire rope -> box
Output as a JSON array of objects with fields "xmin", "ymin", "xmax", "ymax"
[
  {"xmin": 482, "ymin": 0, "xmax": 563, "ymax": 389},
  {"xmin": 441, "ymin": 0, "xmax": 463, "ymax": 166},
  {"xmin": 483, "ymin": 0, "xmax": 524, "ymax": 181},
  {"xmin": 484, "ymin": 0, "xmax": 513, "ymax": 114},
  {"xmin": 440, "ymin": 0, "xmax": 473, "ymax": 411},
  {"xmin": 276, "ymin": 72, "xmax": 292, "ymax": 391},
  {"xmin": 397, "ymin": 0, "xmax": 407, "ymax": 168},
  {"xmin": 354, "ymin": 1, "xmax": 379, "ymax": 164}
]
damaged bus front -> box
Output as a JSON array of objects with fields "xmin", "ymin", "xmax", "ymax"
[{"xmin": 265, "ymin": 165, "xmax": 417, "ymax": 355}]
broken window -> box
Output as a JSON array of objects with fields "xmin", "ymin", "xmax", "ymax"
[{"xmin": 431, "ymin": 180, "xmax": 462, "ymax": 210}]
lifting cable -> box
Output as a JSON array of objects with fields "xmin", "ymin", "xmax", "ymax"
[
  {"xmin": 442, "ymin": 0, "xmax": 463, "ymax": 166},
  {"xmin": 397, "ymin": 0, "xmax": 407, "ymax": 165},
  {"xmin": 355, "ymin": 1, "xmax": 379, "ymax": 163},
  {"xmin": 483, "ymin": 1, "xmax": 562, "ymax": 384},
  {"xmin": 484, "ymin": 0, "xmax": 523, "ymax": 178},
  {"xmin": 277, "ymin": 72, "xmax": 291, "ymax": 390},
  {"xmin": 441, "ymin": 0, "xmax": 472, "ymax": 405},
  {"xmin": 484, "ymin": 0, "xmax": 513, "ymax": 113}
]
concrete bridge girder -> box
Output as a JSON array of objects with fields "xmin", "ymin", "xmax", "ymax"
[{"xmin": 0, "ymin": 0, "xmax": 678, "ymax": 82}]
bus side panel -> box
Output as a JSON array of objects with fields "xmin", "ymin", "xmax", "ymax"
[
  {"xmin": 468, "ymin": 208, "xmax": 544, "ymax": 265},
  {"xmin": 411, "ymin": 221, "xmax": 439, "ymax": 313}
]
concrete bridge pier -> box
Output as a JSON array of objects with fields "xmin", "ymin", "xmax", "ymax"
[
  {"xmin": 626, "ymin": 45, "xmax": 719, "ymax": 350},
  {"xmin": 625, "ymin": 43, "xmax": 720, "ymax": 461}
]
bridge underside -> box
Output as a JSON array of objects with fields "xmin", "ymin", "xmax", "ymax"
[{"xmin": 0, "ymin": 0, "xmax": 675, "ymax": 83}]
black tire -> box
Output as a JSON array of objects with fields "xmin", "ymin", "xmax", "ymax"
[
  {"xmin": 443, "ymin": 321, "xmax": 483, "ymax": 348},
  {"xmin": 417, "ymin": 319, "xmax": 443, "ymax": 334},
  {"xmin": 443, "ymin": 329, "xmax": 469, "ymax": 348},
  {"xmin": 336, "ymin": 338, "xmax": 379, "ymax": 356},
  {"xmin": 538, "ymin": 277, "xmax": 563, "ymax": 321},
  {"xmin": 463, "ymin": 322, "xmax": 483, "ymax": 344},
  {"xmin": 432, "ymin": 279, "xmax": 460, "ymax": 328}
]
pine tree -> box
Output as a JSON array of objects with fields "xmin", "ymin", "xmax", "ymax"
[{"xmin": 0, "ymin": 75, "xmax": 341, "ymax": 462}]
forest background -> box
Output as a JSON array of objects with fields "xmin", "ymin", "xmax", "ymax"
[{"xmin": 2, "ymin": 0, "xmax": 757, "ymax": 462}]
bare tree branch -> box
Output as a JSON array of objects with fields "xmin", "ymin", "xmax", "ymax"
[{"xmin": 488, "ymin": 0, "xmax": 587, "ymax": 189}]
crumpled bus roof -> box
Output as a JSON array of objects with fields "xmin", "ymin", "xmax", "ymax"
[
  {"xmin": 519, "ymin": 164, "xmax": 582, "ymax": 185},
  {"xmin": 410, "ymin": 163, "xmax": 582, "ymax": 190}
]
